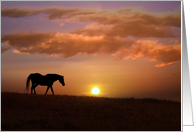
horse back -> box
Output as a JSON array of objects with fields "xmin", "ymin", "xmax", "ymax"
[
  {"xmin": 30, "ymin": 73, "xmax": 44, "ymax": 81},
  {"xmin": 31, "ymin": 73, "xmax": 41, "ymax": 77}
]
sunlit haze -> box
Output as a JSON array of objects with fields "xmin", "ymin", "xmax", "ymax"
[{"xmin": 1, "ymin": 1, "xmax": 181, "ymax": 101}]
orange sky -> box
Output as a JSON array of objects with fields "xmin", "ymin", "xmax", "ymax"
[{"xmin": 1, "ymin": 1, "xmax": 181, "ymax": 101}]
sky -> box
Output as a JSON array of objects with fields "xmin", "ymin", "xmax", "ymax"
[{"xmin": 1, "ymin": 1, "xmax": 181, "ymax": 101}]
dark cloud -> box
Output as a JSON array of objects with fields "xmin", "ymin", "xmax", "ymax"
[
  {"xmin": 1, "ymin": 7, "xmax": 97, "ymax": 19},
  {"xmin": 1, "ymin": 7, "xmax": 181, "ymax": 38},
  {"xmin": 1, "ymin": 32, "xmax": 55, "ymax": 50},
  {"xmin": 1, "ymin": 47, "xmax": 11, "ymax": 53},
  {"xmin": 1, "ymin": 8, "xmax": 39, "ymax": 17},
  {"xmin": 1, "ymin": 7, "xmax": 181, "ymax": 26}
]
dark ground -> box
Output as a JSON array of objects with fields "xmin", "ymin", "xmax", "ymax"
[{"xmin": 1, "ymin": 92, "xmax": 181, "ymax": 131}]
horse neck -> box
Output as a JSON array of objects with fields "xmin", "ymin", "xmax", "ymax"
[
  {"xmin": 54, "ymin": 75, "xmax": 61, "ymax": 81},
  {"xmin": 46, "ymin": 74, "xmax": 60, "ymax": 82}
]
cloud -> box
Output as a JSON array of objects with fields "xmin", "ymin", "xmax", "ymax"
[
  {"xmin": 1, "ymin": 7, "xmax": 97, "ymax": 19},
  {"xmin": 2, "ymin": 7, "xmax": 180, "ymax": 25},
  {"xmin": 1, "ymin": 47, "xmax": 11, "ymax": 53},
  {"xmin": 1, "ymin": 32, "xmax": 181, "ymax": 67},
  {"xmin": 1, "ymin": 7, "xmax": 181, "ymax": 38},
  {"xmin": 72, "ymin": 21, "xmax": 176, "ymax": 38},
  {"xmin": 113, "ymin": 40, "xmax": 181, "ymax": 67},
  {"xmin": 70, "ymin": 9, "xmax": 181, "ymax": 38},
  {"xmin": 1, "ymin": 32, "xmax": 130, "ymax": 56},
  {"xmin": 1, "ymin": 32, "xmax": 55, "ymax": 49},
  {"xmin": 1, "ymin": 6, "xmax": 181, "ymax": 67},
  {"xmin": 1, "ymin": 8, "xmax": 40, "ymax": 17}
]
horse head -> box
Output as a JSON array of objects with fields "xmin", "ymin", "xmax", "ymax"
[{"xmin": 59, "ymin": 75, "xmax": 65, "ymax": 86}]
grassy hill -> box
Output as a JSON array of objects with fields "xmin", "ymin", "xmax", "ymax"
[{"xmin": 1, "ymin": 92, "xmax": 181, "ymax": 131}]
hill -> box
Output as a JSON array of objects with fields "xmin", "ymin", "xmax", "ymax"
[{"xmin": 1, "ymin": 92, "xmax": 181, "ymax": 131}]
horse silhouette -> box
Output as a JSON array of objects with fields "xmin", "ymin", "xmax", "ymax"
[{"xmin": 26, "ymin": 73, "xmax": 65, "ymax": 95}]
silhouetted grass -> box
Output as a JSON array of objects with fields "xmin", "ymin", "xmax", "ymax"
[{"xmin": 1, "ymin": 92, "xmax": 181, "ymax": 131}]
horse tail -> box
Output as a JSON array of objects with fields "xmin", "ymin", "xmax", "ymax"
[{"xmin": 26, "ymin": 74, "xmax": 32, "ymax": 92}]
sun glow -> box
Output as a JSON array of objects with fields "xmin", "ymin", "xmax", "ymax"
[{"xmin": 92, "ymin": 87, "xmax": 100, "ymax": 95}]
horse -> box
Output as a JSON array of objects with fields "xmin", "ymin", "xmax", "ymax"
[{"xmin": 26, "ymin": 73, "xmax": 65, "ymax": 95}]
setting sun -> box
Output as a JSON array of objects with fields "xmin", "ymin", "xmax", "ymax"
[{"xmin": 92, "ymin": 87, "xmax": 100, "ymax": 95}]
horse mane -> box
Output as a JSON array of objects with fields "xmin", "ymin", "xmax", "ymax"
[{"xmin": 46, "ymin": 74, "xmax": 63, "ymax": 77}]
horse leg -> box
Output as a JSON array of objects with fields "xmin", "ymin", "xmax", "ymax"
[
  {"xmin": 34, "ymin": 89, "xmax": 36, "ymax": 94},
  {"xmin": 50, "ymin": 86, "xmax": 54, "ymax": 95},
  {"xmin": 33, "ymin": 84, "xmax": 38, "ymax": 94},
  {"xmin": 31, "ymin": 83, "xmax": 35, "ymax": 94},
  {"xmin": 45, "ymin": 86, "xmax": 49, "ymax": 95}
]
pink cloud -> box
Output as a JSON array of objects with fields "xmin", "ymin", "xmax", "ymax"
[
  {"xmin": 112, "ymin": 40, "xmax": 181, "ymax": 67},
  {"xmin": 1, "ymin": 32, "xmax": 181, "ymax": 67}
]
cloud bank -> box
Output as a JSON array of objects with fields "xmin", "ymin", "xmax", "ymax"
[
  {"xmin": 1, "ymin": 32, "xmax": 181, "ymax": 67},
  {"xmin": 1, "ymin": 7, "xmax": 181, "ymax": 67},
  {"xmin": 2, "ymin": 7, "xmax": 181, "ymax": 38}
]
